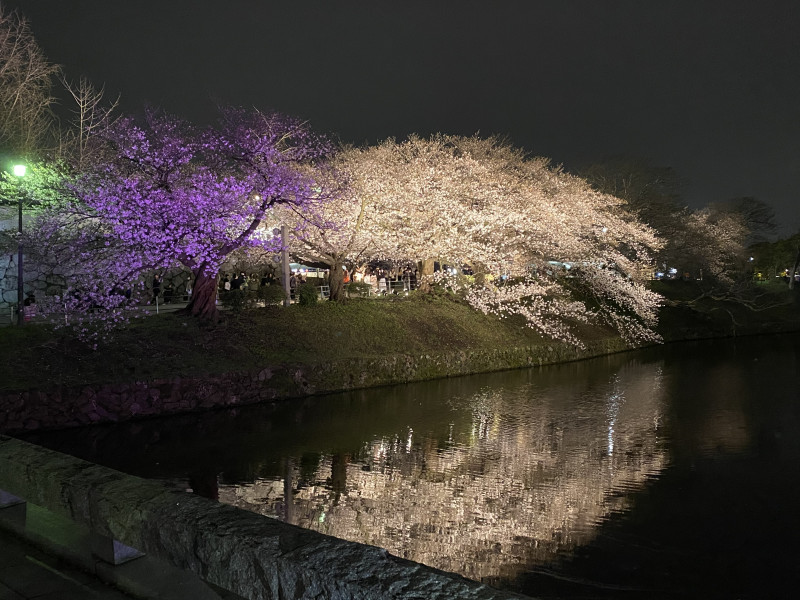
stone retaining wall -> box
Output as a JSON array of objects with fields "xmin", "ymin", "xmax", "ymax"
[
  {"xmin": 0, "ymin": 436, "xmax": 530, "ymax": 599},
  {"xmin": 0, "ymin": 338, "xmax": 629, "ymax": 434}
]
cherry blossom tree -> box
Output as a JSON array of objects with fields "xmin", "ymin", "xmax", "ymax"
[
  {"xmin": 581, "ymin": 159, "xmax": 760, "ymax": 286},
  {"xmin": 271, "ymin": 147, "xmax": 387, "ymax": 301},
  {"xmin": 672, "ymin": 208, "xmax": 748, "ymax": 284},
  {"xmin": 27, "ymin": 106, "xmax": 332, "ymax": 331},
  {"xmin": 288, "ymin": 135, "xmax": 663, "ymax": 345},
  {"xmin": 708, "ymin": 196, "xmax": 776, "ymax": 251}
]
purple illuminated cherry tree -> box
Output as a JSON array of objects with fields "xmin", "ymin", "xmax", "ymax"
[{"xmin": 72, "ymin": 106, "xmax": 331, "ymax": 321}]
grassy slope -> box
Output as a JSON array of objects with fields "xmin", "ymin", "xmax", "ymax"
[
  {"xmin": 2, "ymin": 284, "xmax": 797, "ymax": 393},
  {"xmin": 0, "ymin": 295, "xmax": 558, "ymax": 391}
]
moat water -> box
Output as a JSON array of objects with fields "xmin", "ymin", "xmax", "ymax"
[{"xmin": 23, "ymin": 334, "xmax": 800, "ymax": 599}]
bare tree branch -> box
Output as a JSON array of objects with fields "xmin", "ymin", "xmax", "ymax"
[{"xmin": 0, "ymin": 4, "xmax": 59, "ymax": 154}]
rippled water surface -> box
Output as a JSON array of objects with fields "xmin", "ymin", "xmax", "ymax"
[{"xmin": 23, "ymin": 335, "xmax": 800, "ymax": 598}]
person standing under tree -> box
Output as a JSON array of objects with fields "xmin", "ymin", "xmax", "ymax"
[{"xmin": 152, "ymin": 274, "xmax": 161, "ymax": 304}]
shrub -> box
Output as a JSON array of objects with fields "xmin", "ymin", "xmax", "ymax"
[
  {"xmin": 345, "ymin": 281, "xmax": 371, "ymax": 298},
  {"xmin": 220, "ymin": 289, "xmax": 246, "ymax": 312},
  {"xmin": 260, "ymin": 284, "xmax": 287, "ymax": 306},
  {"xmin": 297, "ymin": 282, "xmax": 319, "ymax": 306}
]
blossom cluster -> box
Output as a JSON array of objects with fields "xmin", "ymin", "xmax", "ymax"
[
  {"xmin": 26, "ymin": 121, "xmax": 666, "ymax": 346},
  {"xmin": 26, "ymin": 107, "xmax": 332, "ymax": 338},
  {"xmin": 286, "ymin": 135, "xmax": 665, "ymax": 345}
]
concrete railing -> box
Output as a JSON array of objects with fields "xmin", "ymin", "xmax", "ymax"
[{"xmin": 0, "ymin": 436, "xmax": 529, "ymax": 600}]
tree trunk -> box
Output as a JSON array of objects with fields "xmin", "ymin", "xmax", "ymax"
[
  {"xmin": 183, "ymin": 269, "xmax": 220, "ymax": 320},
  {"xmin": 418, "ymin": 259, "xmax": 435, "ymax": 276},
  {"xmin": 790, "ymin": 247, "xmax": 800, "ymax": 290},
  {"xmin": 328, "ymin": 259, "xmax": 346, "ymax": 302},
  {"xmin": 416, "ymin": 259, "xmax": 435, "ymax": 292}
]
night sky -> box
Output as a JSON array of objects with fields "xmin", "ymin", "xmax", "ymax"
[{"xmin": 6, "ymin": 0, "xmax": 800, "ymax": 232}]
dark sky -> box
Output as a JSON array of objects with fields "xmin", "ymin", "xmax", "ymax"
[{"xmin": 7, "ymin": 0, "xmax": 800, "ymax": 232}]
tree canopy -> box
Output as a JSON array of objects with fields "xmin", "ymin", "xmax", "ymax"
[
  {"xmin": 25, "ymin": 106, "xmax": 333, "ymax": 334},
  {"xmin": 280, "ymin": 135, "xmax": 663, "ymax": 345}
]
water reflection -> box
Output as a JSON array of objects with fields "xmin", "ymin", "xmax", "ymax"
[
  {"xmin": 215, "ymin": 360, "xmax": 668, "ymax": 583},
  {"xmin": 20, "ymin": 335, "xmax": 800, "ymax": 597}
]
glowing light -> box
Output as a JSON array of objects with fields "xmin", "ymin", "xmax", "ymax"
[{"xmin": 12, "ymin": 164, "xmax": 26, "ymax": 177}]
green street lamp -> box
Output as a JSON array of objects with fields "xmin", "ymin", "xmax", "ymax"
[{"xmin": 12, "ymin": 164, "xmax": 26, "ymax": 325}]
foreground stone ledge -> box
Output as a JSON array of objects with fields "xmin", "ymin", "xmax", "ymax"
[{"xmin": 0, "ymin": 436, "xmax": 531, "ymax": 599}]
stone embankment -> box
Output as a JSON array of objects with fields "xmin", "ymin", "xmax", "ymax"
[{"xmin": 0, "ymin": 338, "xmax": 628, "ymax": 434}]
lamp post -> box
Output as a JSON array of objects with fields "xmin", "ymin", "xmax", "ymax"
[{"xmin": 12, "ymin": 164, "xmax": 26, "ymax": 326}]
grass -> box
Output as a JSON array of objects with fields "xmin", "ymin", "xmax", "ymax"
[
  {"xmin": 0, "ymin": 293, "xmax": 554, "ymax": 392},
  {"xmin": 2, "ymin": 284, "xmax": 798, "ymax": 393}
]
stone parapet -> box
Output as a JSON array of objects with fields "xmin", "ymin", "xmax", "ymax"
[{"xmin": 0, "ymin": 435, "xmax": 530, "ymax": 599}]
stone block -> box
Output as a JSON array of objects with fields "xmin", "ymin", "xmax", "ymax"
[
  {"xmin": 0, "ymin": 488, "xmax": 25, "ymax": 508},
  {"xmin": 0, "ymin": 499, "xmax": 26, "ymax": 528},
  {"xmin": 91, "ymin": 532, "xmax": 145, "ymax": 565}
]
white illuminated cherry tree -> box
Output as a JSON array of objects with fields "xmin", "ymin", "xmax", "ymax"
[
  {"xmin": 287, "ymin": 135, "xmax": 663, "ymax": 345},
  {"xmin": 269, "ymin": 152, "xmax": 376, "ymax": 301}
]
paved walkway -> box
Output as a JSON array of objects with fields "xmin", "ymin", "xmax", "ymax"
[
  {"xmin": 0, "ymin": 528, "xmax": 133, "ymax": 600},
  {"xmin": 0, "ymin": 499, "xmax": 237, "ymax": 600},
  {"xmin": 0, "ymin": 300, "xmax": 192, "ymax": 326}
]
